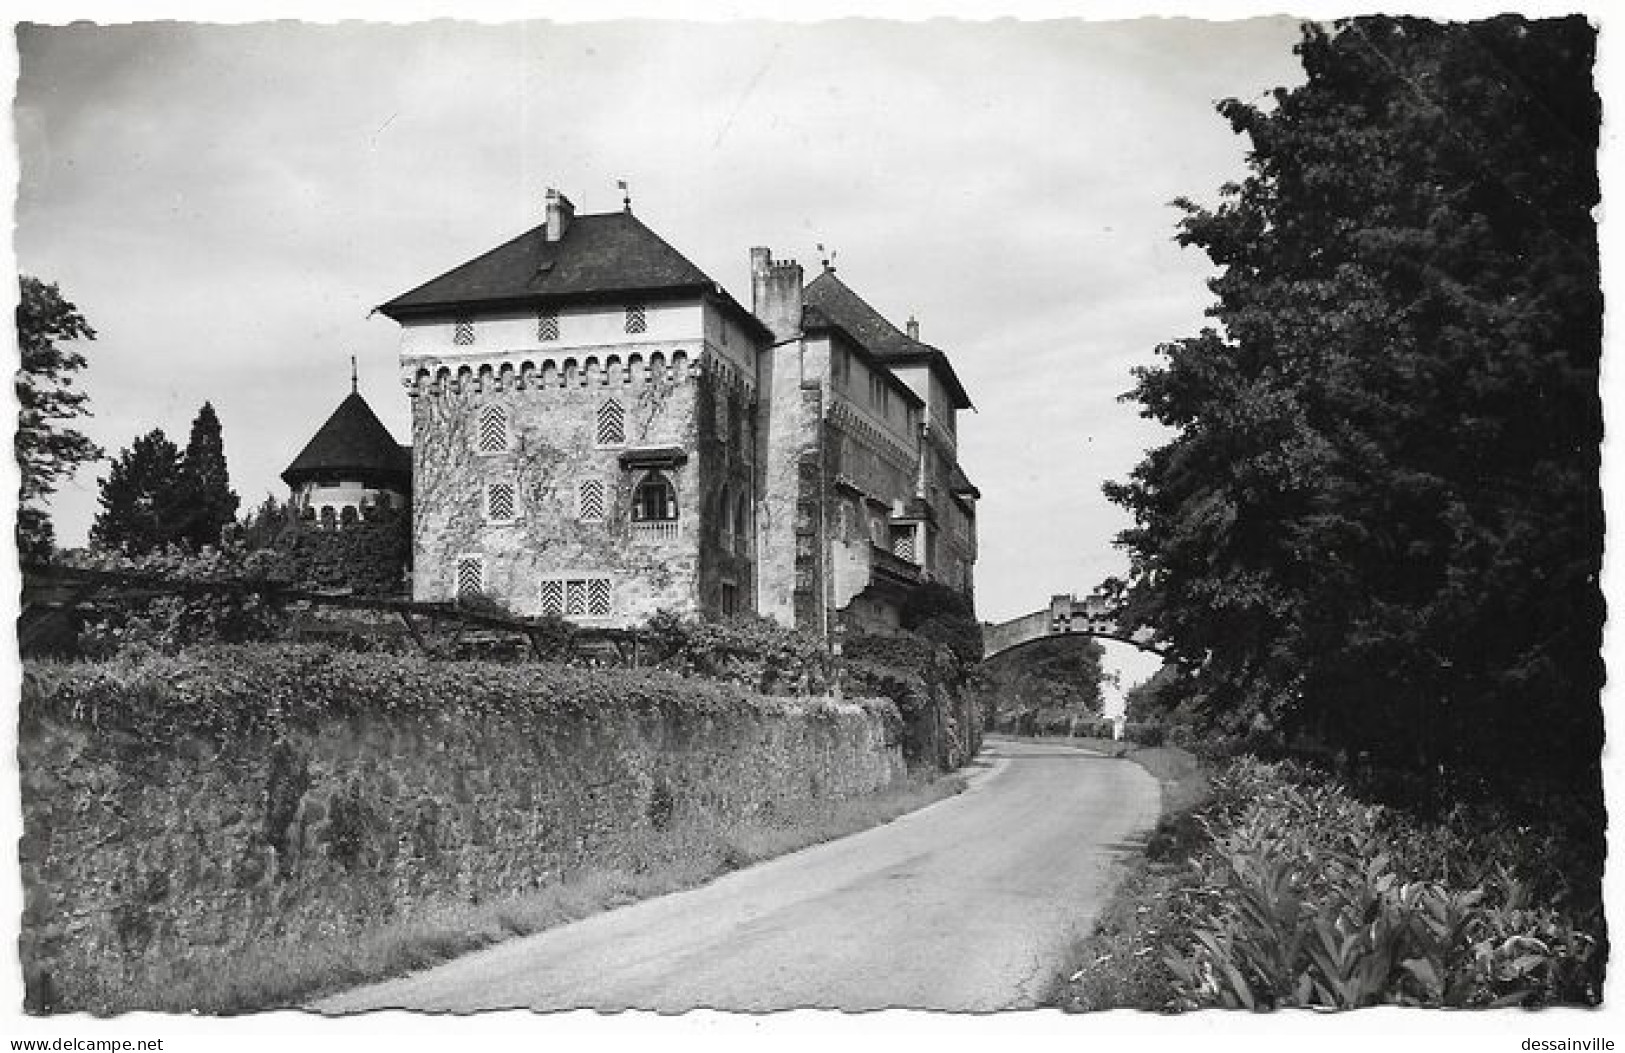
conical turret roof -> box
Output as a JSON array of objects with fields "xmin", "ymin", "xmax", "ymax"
[{"xmin": 281, "ymin": 390, "xmax": 412, "ymax": 490}]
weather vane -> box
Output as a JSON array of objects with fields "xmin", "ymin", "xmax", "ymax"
[
  {"xmin": 617, "ymin": 179, "xmax": 632, "ymax": 213},
  {"xmin": 817, "ymin": 242, "xmax": 838, "ymax": 273}
]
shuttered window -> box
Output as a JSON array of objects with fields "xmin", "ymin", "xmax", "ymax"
[
  {"xmin": 578, "ymin": 479, "xmax": 605, "ymax": 522},
  {"xmin": 456, "ymin": 556, "xmax": 484, "ymax": 597},
  {"xmin": 486, "ymin": 482, "xmax": 516, "ymax": 522},
  {"xmin": 597, "ymin": 400, "xmax": 625, "ymax": 446},
  {"xmin": 478, "ymin": 405, "xmax": 507, "ymax": 453}
]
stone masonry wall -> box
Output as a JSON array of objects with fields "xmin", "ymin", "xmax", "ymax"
[
  {"xmin": 19, "ymin": 647, "xmax": 904, "ymax": 1012},
  {"xmin": 409, "ymin": 353, "xmax": 703, "ymax": 625}
]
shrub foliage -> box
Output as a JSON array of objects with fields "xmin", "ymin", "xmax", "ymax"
[{"xmin": 1071, "ymin": 757, "xmax": 1603, "ymax": 1010}]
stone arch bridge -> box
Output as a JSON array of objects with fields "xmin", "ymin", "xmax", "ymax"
[{"xmin": 982, "ymin": 593, "xmax": 1168, "ymax": 661}]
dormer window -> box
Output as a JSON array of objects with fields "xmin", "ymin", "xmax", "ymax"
[
  {"xmin": 453, "ymin": 317, "xmax": 475, "ymax": 346},
  {"xmin": 624, "ymin": 304, "xmax": 647, "ymax": 334},
  {"xmin": 537, "ymin": 308, "xmax": 559, "ymax": 342}
]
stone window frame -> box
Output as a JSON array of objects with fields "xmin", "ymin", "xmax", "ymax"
[
  {"xmin": 455, "ymin": 554, "xmax": 485, "ymax": 598},
  {"xmin": 477, "ymin": 404, "xmax": 509, "ymax": 454},
  {"xmin": 485, "ymin": 479, "xmax": 519, "ymax": 524},
  {"xmin": 453, "ymin": 316, "xmax": 476, "ymax": 346}
]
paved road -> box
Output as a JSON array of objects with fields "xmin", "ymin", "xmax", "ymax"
[{"xmin": 316, "ymin": 737, "xmax": 1161, "ymax": 1013}]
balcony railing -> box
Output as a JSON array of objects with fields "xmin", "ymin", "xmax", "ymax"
[{"xmin": 632, "ymin": 519, "xmax": 680, "ymax": 543}]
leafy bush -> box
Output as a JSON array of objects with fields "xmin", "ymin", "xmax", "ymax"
[
  {"xmin": 1120, "ymin": 722, "xmax": 1166, "ymax": 747},
  {"xmin": 899, "ymin": 583, "xmax": 983, "ymax": 666},
  {"xmin": 236, "ymin": 497, "xmax": 410, "ymax": 596},
  {"xmin": 1071, "ymin": 716, "xmax": 1117, "ymax": 740},
  {"xmin": 60, "ymin": 546, "xmax": 290, "ymax": 658},
  {"xmin": 1159, "ymin": 759, "xmax": 1602, "ymax": 1009},
  {"xmin": 640, "ymin": 611, "xmax": 833, "ymax": 695}
]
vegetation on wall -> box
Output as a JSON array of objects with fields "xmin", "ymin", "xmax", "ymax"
[
  {"xmin": 897, "ymin": 582, "xmax": 983, "ymax": 667},
  {"xmin": 1104, "ymin": 16, "xmax": 1602, "ymax": 801},
  {"xmin": 640, "ymin": 610, "xmax": 982, "ymax": 771},
  {"xmin": 20, "ymin": 643, "xmax": 908, "ymax": 1013}
]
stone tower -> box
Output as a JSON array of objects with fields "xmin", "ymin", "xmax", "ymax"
[{"xmin": 377, "ymin": 190, "xmax": 767, "ymax": 624}]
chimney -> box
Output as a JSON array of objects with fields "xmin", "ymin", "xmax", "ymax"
[
  {"xmin": 750, "ymin": 247, "xmax": 803, "ymax": 342},
  {"xmin": 906, "ymin": 315, "xmax": 920, "ymax": 341},
  {"xmin": 544, "ymin": 188, "xmax": 575, "ymax": 243}
]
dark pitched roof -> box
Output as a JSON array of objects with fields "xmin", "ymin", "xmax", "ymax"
[
  {"xmin": 803, "ymin": 270, "xmax": 974, "ymax": 410},
  {"xmin": 282, "ymin": 390, "xmax": 412, "ymax": 489},
  {"xmin": 376, "ymin": 210, "xmax": 771, "ymax": 340},
  {"xmin": 802, "ymin": 304, "xmax": 923, "ymax": 408}
]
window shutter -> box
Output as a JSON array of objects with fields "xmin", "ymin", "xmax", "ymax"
[
  {"xmin": 456, "ymin": 557, "xmax": 484, "ymax": 597},
  {"xmin": 478, "ymin": 405, "xmax": 507, "ymax": 453}
]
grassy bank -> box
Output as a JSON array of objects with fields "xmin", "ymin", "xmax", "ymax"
[
  {"xmin": 95, "ymin": 769, "xmax": 965, "ymax": 1015},
  {"xmin": 1052, "ymin": 752, "xmax": 1603, "ymax": 1010}
]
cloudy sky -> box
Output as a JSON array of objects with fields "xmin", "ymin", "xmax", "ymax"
[{"xmin": 15, "ymin": 15, "xmax": 1312, "ymax": 630}]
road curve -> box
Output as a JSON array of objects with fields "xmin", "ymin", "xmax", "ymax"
[{"xmin": 315, "ymin": 737, "xmax": 1161, "ymax": 1014}]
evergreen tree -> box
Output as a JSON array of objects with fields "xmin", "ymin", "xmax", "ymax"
[
  {"xmin": 1105, "ymin": 16, "xmax": 1601, "ymax": 795},
  {"xmin": 179, "ymin": 401, "xmax": 239, "ymax": 549},
  {"xmin": 16, "ymin": 277, "xmax": 103, "ymax": 561},
  {"xmin": 239, "ymin": 493, "xmax": 293, "ymax": 552},
  {"xmin": 90, "ymin": 430, "xmax": 191, "ymax": 555}
]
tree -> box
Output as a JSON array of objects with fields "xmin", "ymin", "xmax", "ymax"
[
  {"xmin": 178, "ymin": 402, "xmax": 239, "ymax": 549},
  {"xmin": 16, "ymin": 277, "xmax": 103, "ymax": 561},
  {"xmin": 90, "ymin": 430, "xmax": 192, "ymax": 555},
  {"xmin": 900, "ymin": 582, "xmax": 983, "ymax": 666},
  {"xmin": 239, "ymin": 492, "xmax": 293, "ymax": 552},
  {"xmin": 1104, "ymin": 17, "xmax": 1601, "ymax": 797},
  {"xmin": 977, "ymin": 635, "xmax": 1110, "ymax": 731}
]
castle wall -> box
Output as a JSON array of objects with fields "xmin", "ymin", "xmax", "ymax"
[{"xmin": 406, "ymin": 347, "xmax": 707, "ymax": 626}]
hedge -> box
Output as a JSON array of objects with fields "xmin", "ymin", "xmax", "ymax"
[{"xmin": 21, "ymin": 643, "xmax": 897, "ymax": 747}]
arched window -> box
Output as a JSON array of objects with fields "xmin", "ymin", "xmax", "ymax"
[
  {"xmin": 320, "ymin": 505, "xmax": 336, "ymax": 529},
  {"xmin": 478, "ymin": 405, "xmax": 507, "ymax": 453},
  {"xmin": 632, "ymin": 471, "xmax": 678, "ymax": 522},
  {"xmin": 735, "ymin": 492, "xmax": 750, "ymax": 555},
  {"xmin": 340, "ymin": 505, "xmax": 359, "ymax": 527}
]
